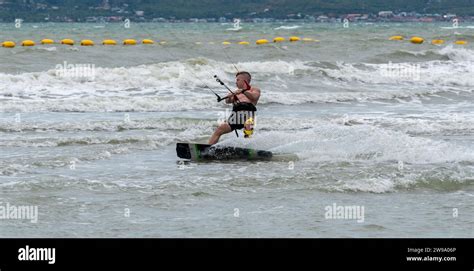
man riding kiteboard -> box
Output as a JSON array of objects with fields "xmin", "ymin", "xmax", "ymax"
[{"xmin": 208, "ymin": 71, "xmax": 261, "ymax": 145}]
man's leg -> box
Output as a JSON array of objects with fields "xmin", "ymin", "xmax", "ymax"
[{"xmin": 208, "ymin": 122, "xmax": 232, "ymax": 145}]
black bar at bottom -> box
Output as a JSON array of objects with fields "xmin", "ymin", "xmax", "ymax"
[{"xmin": 0, "ymin": 239, "xmax": 472, "ymax": 269}]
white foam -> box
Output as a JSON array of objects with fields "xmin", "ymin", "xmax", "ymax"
[
  {"xmin": 322, "ymin": 60, "xmax": 474, "ymax": 88},
  {"xmin": 216, "ymin": 116, "xmax": 474, "ymax": 164},
  {"xmin": 274, "ymin": 25, "xmax": 301, "ymax": 30},
  {"xmin": 441, "ymin": 26, "xmax": 474, "ymax": 29},
  {"xmin": 226, "ymin": 26, "xmax": 242, "ymax": 31},
  {"xmin": 438, "ymin": 45, "xmax": 474, "ymax": 62},
  {"xmin": 36, "ymin": 47, "xmax": 57, "ymax": 52},
  {"xmin": 0, "ymin": 55, "xmax": 472, "ymax": 112}
]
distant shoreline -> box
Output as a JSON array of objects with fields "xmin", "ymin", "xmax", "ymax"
[{"xmin": 1, "ymin": 19, "xmax": 474, "ymax": 24}]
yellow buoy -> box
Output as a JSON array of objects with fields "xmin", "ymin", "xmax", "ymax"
[
  {"xmin": 289, "ymin": 36, "xmax": 301, "ymax": 42},
  {"xmin": 222, "ymin": 41, "xmax": 231, "ymax": 45},
  {"xmin": 302, "ymin": 38, "xmax": 317, "ymax": 42},
  {"xmin": 238, "ymin": 41, "xmax": 249, "ymax": 45},
  {"xmin": 455, "ymin": 40, "xmax": 468, "ymax": 45},
  {"xmin": 273, "ymin": 37, "xmax": 285, "ymax": 43},
  {"xmin": 256, "ymin": 39, "xmax": 269, "ymax": 45},
  {"xmin": 41, "ymin": 39, "xmax": 54, "ymax": 45},
  {"xmin": 142, "ymin": 39, "xmax": 155, "ymax": 45},
  {"xmin": 80, "ymin": 40, "xmax": 94, "ymax": 46},
  {"xmin": 431, "ymin": 39, "xmax": 445, "ymax": 45},
  {"xmin": 389, "ymin": 35, "xmax": 404, "ymax": 41},
  {"xmin": 123, "ymin": 39, "xmax": 137, "ymax": 45},
  {"xmin": 2, "ymin": 41, "xmax": 16, "ymax": 48},
  {"xmin": 61, "ymin": 39, "xmax": 74, "ymax": 45},
  {"xmin": 410, "ymin": 37, "xmax": 424, "ymax": 44},
  {"xmin": 22, "ymin": 40, "xmax": 35, "ymax": 46},
  {"xmin": 159, "ymin": 41, "xmax": 167, "ymax": 45},
  {"xmin": 102, "ymin": 39, "xmax": 117, "ymax": 46}
]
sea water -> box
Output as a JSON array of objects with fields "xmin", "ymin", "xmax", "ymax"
[{"xmin": 0, "ymin": 22, "xmax": 473, "ymax": 237}]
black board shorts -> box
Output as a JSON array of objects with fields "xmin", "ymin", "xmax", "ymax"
[{"xmin": 227, "ymin": 102, "xmax": 257, "ymax": 131}]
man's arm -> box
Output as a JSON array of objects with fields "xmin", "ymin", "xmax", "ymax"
[
  {"xmin": 225, "ymin": 94, "xmax": 235, "ymax": 104},
  {"xmin": 241, "ymin": 87, "xmax": 260, "ymax": 101}
]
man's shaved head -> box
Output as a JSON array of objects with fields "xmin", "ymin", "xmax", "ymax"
[{"xmin": 236, "ymin": 71, "xmax": 251, "ymax": 82}]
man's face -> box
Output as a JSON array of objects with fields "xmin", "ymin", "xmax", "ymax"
[{"xmin": 235, "ymin": 75, "xmax": 248, "ymax": 89}]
